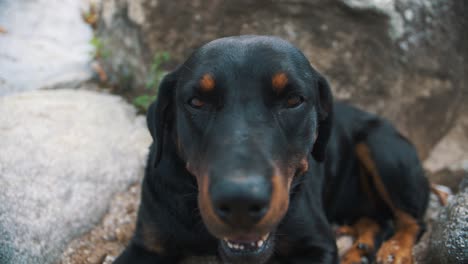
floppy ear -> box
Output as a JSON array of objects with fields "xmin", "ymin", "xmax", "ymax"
[
  {"xmin": 311, "ymin": 75, "xmax": 333, "ymax": 162},
  {"xmin": 147, "ymin": 68, "xmax": 180, "ymax": 168}
]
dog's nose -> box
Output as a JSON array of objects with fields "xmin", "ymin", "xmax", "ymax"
[{"xmin": 211, "ymin": 176, "xmax": 271, "ymax": 227}]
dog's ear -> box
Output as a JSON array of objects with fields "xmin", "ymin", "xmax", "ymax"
[
  {"xmin": 311, "ymin": 75, "xmax": 333, "ymax": 162},
  {"xmin": 147, "ymin": 67, "xmax": 180, "ymax": 168}
]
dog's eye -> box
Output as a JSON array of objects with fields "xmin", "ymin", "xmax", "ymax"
[
  {"xmin": 188, "ymin": 97, "xmax": 206, "ymax": 108},
  {"xmin": 286, "ymin": 95, "xmax": 304, "ymax": 108}
]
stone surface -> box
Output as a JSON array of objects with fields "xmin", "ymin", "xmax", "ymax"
[
  {"xmin": 427, "ymin": 177, "xmax": 468, "ymax": 264},
  {"xmin": 97, "ymin": 0, "xmax": 468, "ymax": 160},
  {"xmin": 60, "ymin": 184, "xmax": 140, "ymax": 264},
  {"xmin": 413, "ymin": 183, "xmax": 455, "ymax": 263},
  {"xmin": 0, "ymin": 0, "xmax": 94, "ymax": 96},
  {"xmin": 0, "ymin": 89, "xmax": 151, "ymax": 264},
  {"xmin": 428, "ymin": 169, "xmax": 466, "ymax": 193},
  {"xmin": 424, "ymin": 108, "xmax": 468, "ymax": 173}
]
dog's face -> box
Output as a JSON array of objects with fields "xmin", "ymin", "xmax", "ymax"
[{"xmin": 147, "ymin": 36, "xmax": 332, "ymax": 263}]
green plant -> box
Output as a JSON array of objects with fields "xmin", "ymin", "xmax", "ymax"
[
  {"xmin": 133, "ymin": 52, "xmax": 170, "ymax": 111},
  {"xmin": 90, "ymin": 36, "xmax": 110, "ymax": 59}
]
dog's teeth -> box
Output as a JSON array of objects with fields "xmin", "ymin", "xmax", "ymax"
[{"xmin": 225, "ymin": 238, "xmax": 268, "ymax": 251}]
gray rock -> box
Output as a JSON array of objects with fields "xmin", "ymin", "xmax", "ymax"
[
  {"xmin": 460, "ymin": 177, "xmax": 468, "ymax": 191},
  {"xmin": 0, "ymin": 0, "xmax": 94, "ymax": 96},
  {"xmin": 428, "ymin": 169, "xmax": 466, "ymax": 194},
  {"xmin": 424, "ymin": 111, "xmax": 468, "ymax": 173},
  {"xmin": 428, "ymin": 176, "xmax": 468, "ymax": 263},
  {"xmin": 96, "ymin": 0, "xmax": 468, "ymax": 160},
  {"xmin": 341, "ymin": 0, "xmax": 404, "ymax": 39},
  {"xmin": 426, "ymin": 184, "xmax": 454, "ymax": 222},
  {"xmin": 0, "ymin": 89, "xmax": 151, "ymax": 264}
]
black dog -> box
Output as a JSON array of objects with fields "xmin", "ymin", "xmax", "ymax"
[{"xmin": 115, "ymin": 36, "xmax": 429, "ymax": 264}]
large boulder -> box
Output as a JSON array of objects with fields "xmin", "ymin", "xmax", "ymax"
[
  {"xmin": 0, "ymin": 0, "xmax": 94, "ymax": 96},
  {"xmin": 0, "ymin": 89, "xmax": 151, "ymax": 264},
  {"xmin": 427, "ymin": 177, "xmax": 468, "ymax": 263},
  {"xmin": 96, "ymin": 0, "xmax": 468, "ymax": 160},
  {"xmin": 424, "ymin": 108, "xmax": 468, "ymax": 173}
]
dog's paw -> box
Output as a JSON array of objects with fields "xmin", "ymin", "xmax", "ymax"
[
  {"xmin": 340, "ymin": 242, "xmax": 372, "ymax": 264},
  {"xmin": 341, "ymin": 252, "xmax": 369, "ymax": 264},
  {"xmin": 376, "ymin": 239, "xmax": 413, "ymax": 264}
]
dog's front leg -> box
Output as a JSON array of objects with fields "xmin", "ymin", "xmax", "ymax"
[{"xmin": 273, "ymin": 201, "xmax": 339, "ymax": 264}]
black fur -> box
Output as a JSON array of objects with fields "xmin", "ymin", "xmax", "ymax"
[{"xmin": 115, "ymin": 36, "xmax": 429, "ymax": 264}]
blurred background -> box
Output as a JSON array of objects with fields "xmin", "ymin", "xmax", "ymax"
[{"xmin": 0, "ymin": 0, "xmax": 467, "ymax": 263}]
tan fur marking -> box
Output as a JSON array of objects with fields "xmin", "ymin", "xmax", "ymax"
[
  {"xmin": 299, "ymin": 157, "xmax": 309, "ymax": 175},
  {"xmin": 355, "ymin": 143, "xmax": 420, "ymax": 264},
  {"xmin": 341, "ymin": 218, "xmax": 381, "ymax": 264},
  {"xmin": 141, "ymin": 224, "xmax": 165, "ymax": 254},
  {"xmin": 336, "ymin": 225, "xmax": 357, "ymax": 237},
  {"xmin": 200, "ymin": 73, "xmax": 215, "ymax": 92},
  {"xmin": 360, "ymin": 165, "xmax": 377, "ymax": 208},
  {"xmin": 376, "ymin": 210, "xmax": 420, "ymax": 264},
  {"xmin": 197, "ymin": 173, "xmax": 226, "ymax": 228},
  {"xmin": 355, "ymin": 143, "xmax": 395, "ymax": 211},
  {"xmin": 257, "ymin": 167, "xmax": 289, "ymax": 227},
  {"xmin": 272, "ymin": 72, "xmax": 288, "ymax": 93}
]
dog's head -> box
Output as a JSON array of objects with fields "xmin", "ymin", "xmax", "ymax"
[{"xmin": 147, "ymin": 36, "xmax": 333, "ymax": 263}]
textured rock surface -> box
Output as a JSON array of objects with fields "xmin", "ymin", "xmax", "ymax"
[
  {"xmin": 0, "ymin": 0, "xmax": 94, "ymax": 96},
  {"xmin": 97, "ymin": 0, "xmax": 468, "ymax": 160},
  {"xmin": 427, "ymin": 177, "xmax": 468, "ymax": 263},
  {"xmin": 424, "ymin": 108, "xmax": 468, "ymax": 173},
  {"xmin": 414, "ymin": 184, "xmax": 455, "ymax": 263},
  {"xmin": 60, "ymin": 185, "xmax": 140, "ymax": 264},
  {"xmin": 0, "ymin": 89, "xmax": 151, "ymax": 264}
]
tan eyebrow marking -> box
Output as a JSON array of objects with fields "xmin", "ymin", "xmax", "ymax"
[
  {"xmin": 199, "ymin": 73, "xmax": 215, "ymax": 92},
  {"xmin": 272, "ymin": 72, "xmax": 288, "ymax": 93}
]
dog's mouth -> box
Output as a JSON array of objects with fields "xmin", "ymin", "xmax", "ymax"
[
  {"xmin": 219, "ymin": 232, "xmax": 274, "ymax": 263},
  {"xmin": 223, "ymin": 233, "xmax": 269, "ymax": 253}
]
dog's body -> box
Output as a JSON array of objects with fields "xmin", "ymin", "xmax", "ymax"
[{"xmin": 116, "ymin": 36, "xmax": 429, "ymax": 264}]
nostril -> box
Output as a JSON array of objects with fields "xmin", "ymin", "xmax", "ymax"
[
  {"xmin": 216, "ymin": 204, "xmax": 231, "ymax": 219},
  {"xmin": 248, "ymin": 203, "xmax": 268, "ymax": 220},
  {"xmin": 249, "ymin": 205, "xmax": 262, "ymax": 214},
  {"xmin": 219, "ymin": 204, "xmax": 230, "ymax": 214}
]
